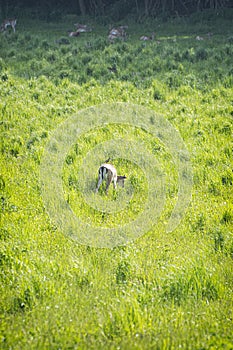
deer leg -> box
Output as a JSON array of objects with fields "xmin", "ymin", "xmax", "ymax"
[
  {"xmin": 96, "ymin": 174, "xmax": 103, "ymax": 193},
  {"xmin": 106, "ymin": 172, "xmax": 113, "ymax": 194},
  {"xmin": 113, "ymin": 176, "xmax": 117, "ymax": 190}
]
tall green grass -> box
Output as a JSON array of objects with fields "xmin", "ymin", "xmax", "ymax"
[{"xmin": 0, "ymin": 10, "xmax": 233, "ymax": 349}]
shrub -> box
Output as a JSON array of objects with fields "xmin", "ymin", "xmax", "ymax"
[
  {"xmin": 116, "ymin": 261, "xmax": 131, "ymax": 284},
  {"xmin": 165, "ymin": 70, "xmax": 182, "ymax": 88},
  {"xmin": 182, "ymin": 47, "xmax": 195, "ymax": 62},
  {"xmin": 214, "ymin": 229, "xmax": 224, "ymax": 252},
  {"xmin": 1, "ymin": 72, "xmax": 8, "ymax": 81},
  {"xmin": 196, "ymin": 47, "xmax": 208, "ymax": 60},
  {"xmin": 29, "ymin": 59, "xmax": 43, "ymax": 71},
  {"xmin": 7, "ymin": 49, "xmax": 16, "ymax": 58},
  {"xmin": 41, "ymin": 40, "xmax": 50, "ymax": 49},
  {"xmin": 161, "ymin": 265, "xmax": 219, "ymax": 305},
  {"xmin": 152, "ymin": 89, "xmax": 162, "ymax": 100},
  {"xmin": 81, "ymin": 54, "xmax": 92, "ymax": 65},
  {"xmin": 221, "ymin": 210, "xmax": 232, "ymax": 224}
]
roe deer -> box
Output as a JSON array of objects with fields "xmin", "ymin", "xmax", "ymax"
[
  {"xmin": 96, "ymin": 163, "xmax": 126, "ymax": 194},
  {"xmin": 0, "ymin": 18, "xmax": 17, "ymax": 33}
]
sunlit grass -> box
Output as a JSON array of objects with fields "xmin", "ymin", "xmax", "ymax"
[{"xmin": 0, "ymin": 10, "xmax": 233, "ymax": 350}]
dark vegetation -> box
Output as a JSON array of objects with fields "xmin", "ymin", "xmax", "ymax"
[
  {"xmin": 1, "ymin": 0, "xmax": 233, "ymax": 20},
  {"xmin": 0, "ymin": 3, "xmax": 232, "ymax": 350}
]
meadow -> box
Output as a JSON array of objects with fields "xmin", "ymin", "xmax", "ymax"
[{"xmin": 0, "ymin": 8, "xmax": 233, "ymax": 349}]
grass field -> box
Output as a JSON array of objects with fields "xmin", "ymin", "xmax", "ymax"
[{"xmin": 0, "ymin": 9, "xmax": 233, "ymax": 349}]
